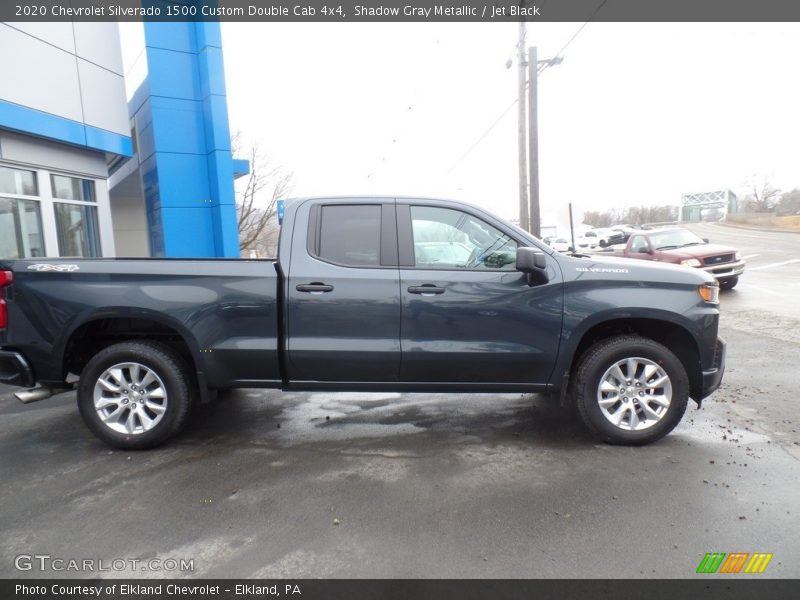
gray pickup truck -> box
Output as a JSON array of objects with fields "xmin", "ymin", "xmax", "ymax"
[{"xmin": 0, "ymin": 196, "xmax": 725, "ymax": 449}]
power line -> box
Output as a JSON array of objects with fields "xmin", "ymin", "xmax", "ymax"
[
  {"xmin": 539, "ymin": 0, "xmax": 609, "ymax": 74},
  {"xmin": 449, "ymin": 0, "xmax": 609, "ymax": 174},
  {"xmin": 447, "ymin": 97, "xmax": 519, "ymax": 174}
]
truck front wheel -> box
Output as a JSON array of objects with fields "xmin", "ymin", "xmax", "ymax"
[
  {"xmin": 572, "ymin": 335, "xmax": 689, "ymax": 445},
  {"xmin": 77, "ymin": 341, "xmax": 193, "ymax": 450}
]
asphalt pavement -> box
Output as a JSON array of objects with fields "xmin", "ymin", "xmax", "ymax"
[
  {"xmin": 0, "ymin": 222, "xmax": 798, "ymax": 579},
  {"xmin": 686, "ymin": 223, "xmax": 800, "ymax": 341}
]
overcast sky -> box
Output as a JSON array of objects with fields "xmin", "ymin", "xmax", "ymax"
[{"xmin": 220, "ymin": 22, "xmax": 800, "ymax": 225}]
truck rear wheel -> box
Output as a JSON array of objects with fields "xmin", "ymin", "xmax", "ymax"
[
  {"xmin": 572, "ymin": 335, "xmax": 689, "ymax": 445},
  {"xmin": 77, "ymin": 341, "xmax": 193, "ymax": 450}
]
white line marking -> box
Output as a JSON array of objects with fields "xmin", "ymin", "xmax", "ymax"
[
  {"xmin": 742, "ymin": 254, "xmax": 760, "ymax": 261},
  {"xmin": 749, "ymin": 259, "xmax": 800, "ymax": 271},
  {"xmin": 744, "ymin": 285, "xmax": 786, "ymax": 297}
]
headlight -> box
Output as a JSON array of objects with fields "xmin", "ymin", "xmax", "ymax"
[
  {"xmin": 699, "ymin": 283, "xmax": 720, "ymax": 304},
  {"xmin": 680, "ymin": 258, "xmax": 702, "ymax": 268},
  {"xmin": 735, "ymin": 252, "xmax": 741, "ymax": 261}
]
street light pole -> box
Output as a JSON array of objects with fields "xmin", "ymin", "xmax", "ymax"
[{"xmin": 517, "ymin": 22, "xmax": 529, "ymax": 232}]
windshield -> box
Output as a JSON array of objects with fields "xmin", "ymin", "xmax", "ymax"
[{"xmin": 648, "ymin": 229, "xmax": 705, "ymax": 250}]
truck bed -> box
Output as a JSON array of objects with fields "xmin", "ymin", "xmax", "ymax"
[{"xmin": 0, "ymin": 258, "xmax": 281, "ymax": 389}]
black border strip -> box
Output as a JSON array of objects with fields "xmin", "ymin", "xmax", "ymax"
[
  {"xmin": 3, "ymin": 578, "xmax": 800, "ymax": 600},
  {"xmin": 3, "ymin": 0, "xmax": 800, "ymax": 23}
]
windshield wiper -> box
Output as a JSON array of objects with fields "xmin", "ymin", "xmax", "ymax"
[
  {"xmin": 655, "ymin": 245, "xmax": 678, "ymax": 250},
  {"xmin": 680, "ymin": 242, "xmax": 703, "ymax": 247}
]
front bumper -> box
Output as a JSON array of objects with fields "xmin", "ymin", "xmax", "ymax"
[
  {"xmin": 700, "ymin": 337, "xmax": 726, "ymax": 399},
  {"xmin": 703, "ymin": 260, "xmax": 745, "ymax": 281},
  {"xmin": 0, "ymin": 350, "xmax": 35, "ymax": 388}
]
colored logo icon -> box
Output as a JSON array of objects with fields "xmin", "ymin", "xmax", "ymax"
[{"xmin": 696, "ymin": 552, "xmax": 773, "ymax": 574}]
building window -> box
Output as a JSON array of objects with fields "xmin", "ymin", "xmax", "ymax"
[
  {"xmin": 0, "ymin": 164, "xmax": 106, "ymax": 259},
  {"xmin": 0, "ymin": 165, "xmax": 44, "ymax": 258},
  {"xmin": 0, "ymin": 165, "xmax": 38, "ymax": 196},
  {"xmin": 51, "ymin": 174, "xmax": 95, "ymax": 202},
  {"xmin": 54, "ymin": 200, "xmax": 101, "ymax": 257},
  {"xmin": 50, "ymin": 174, "xmax": 101, "ymax": 257},
  {"xmin": 0, "ymin": 198, "xmax": 45, "ymax": 258}
]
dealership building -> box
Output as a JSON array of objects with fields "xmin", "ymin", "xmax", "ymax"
[{"xmin": 0, "ymin": 20, "xmax": 243, "ymax": 259}]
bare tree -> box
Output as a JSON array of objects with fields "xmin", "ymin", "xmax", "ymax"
[
  {"xmin": 583, "ymin": 209, "xmax": 619, "ymax": 228},
  {"xmin": 233, "ymin": 133, "xmax": 293, "ymax": 257},
  {"xmin": 778, "ymin": 189, "xmax": 800, "ymax": 216},
  {"xmin": 742, "ymin": 176, "xmax": 781, "ymax": 213},
  {"xmin": 582, "ymin": 205, "xmax": 677, "ymax": 228},
  {"xmin": 630, "ymin": 204, "xmax": 678, "ymax": 224}
]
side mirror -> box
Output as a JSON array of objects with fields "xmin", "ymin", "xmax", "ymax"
[
  {"xmin": 516, "ymin": 247, "xmax": 548, "ymax": 285},
  {"xmin": 516, "ymin": 247, "xmax": 547, "ymax": 272}
]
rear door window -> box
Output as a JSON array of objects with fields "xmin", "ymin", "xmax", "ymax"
[{"xmin": 316, "ymin": 205, "xmax": 382, "ymax": 267}]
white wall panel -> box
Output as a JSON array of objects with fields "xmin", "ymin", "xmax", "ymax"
[
  {"xmin": 111, "ymin": 194, "xmax": 149, "ymax": 256},
  {"xmin": 77, "ymin": 59, "xmax": 130, "ymax": 137},
  {"xmin": 0, "ymin": 131, "xmax": 107, "ymax": 178},
  {"xmin": 0, "ymin": 24, "xmax": 83, "ymax": 122},
  {"xmin": 73, "ymin": 23, "xmax": 124, "ymax": 75},
  {"xmin": 5, "ymin": 22, "xmax": 75, "ymax": 53}
]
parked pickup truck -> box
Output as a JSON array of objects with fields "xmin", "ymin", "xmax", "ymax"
[
  {"xmin": 0, "ymin": 197, "xmax": 726, "ymax": 449},
  {"xmin": 600, "ymin": 227, "xmax": 745, "ymax": 290}
]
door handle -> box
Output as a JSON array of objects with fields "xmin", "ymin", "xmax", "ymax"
[
  {"xmin": 408, "ymin": 284, "xmax": 445, "ymax": 296},
  {"xmin": 296, "ymin": 282, "xmax": 334, "ymax": 294}
]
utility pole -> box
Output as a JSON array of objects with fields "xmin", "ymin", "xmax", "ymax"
[
  {"xmin": 527, "ymin": 46, "xmax": 540, "ymax": 238},
  {"xmin": 568, "ymin": 202, "xmax": 576, "ymax": 251},
  {"xmin": 516, "ymin": 21, "xmax": 529, "ymax": 232}
]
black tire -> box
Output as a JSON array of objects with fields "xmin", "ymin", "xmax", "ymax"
[
  {"xmin": 720, "ymin": 277, "xmax": 738, "ymax": 291},
  {"xmin": 572, "ymin": 335, "xmax": 689, "ymax": 445},
  {"xmin": 77, "ymin": 341, "xmax": 193, "ymax": 450}
]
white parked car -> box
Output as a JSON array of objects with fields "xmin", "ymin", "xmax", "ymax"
[
  {"xmin": 547, "ymin": 237, "xmax": 571, "ymax": 252},
  {"xmin": 575, "ymin": 233, "xmax": 597, "ymax": 249},
  {"xmin": 586, "ymin": 228, "xmax": 622, "ymax": 248}
]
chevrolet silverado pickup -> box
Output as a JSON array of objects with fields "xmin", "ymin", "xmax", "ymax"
[
  {"xmin": 601, "ymin": 227, "xmax": 745, "ymax": 290},
  {"xmin": 0, "ymin": 197, "xmax": 726, "ymax": 449}
]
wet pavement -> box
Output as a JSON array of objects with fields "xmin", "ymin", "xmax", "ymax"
[
  {"xmin": 1, "ymin": 223, "xmax": 798, "ymax": 579},
  {"xmin": 1, "ymin": 325, "xmax": 798, "ymax": 578}
]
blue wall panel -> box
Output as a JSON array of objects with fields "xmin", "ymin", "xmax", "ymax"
[
  {"xmin": 152, "ymin": 154, "xmax": 211, "ymax": 209},
  {"xmin": 133, "ymin": 21, "xmax": 242, "ymax": 258},
  {"xmin": 0, "ymin": 99, "xmax": 133, "ymax": 157},
  {"xmin": 211, "ymin": 202, "xmax": 241, "ymax": 257},
  {"xmin": 195, "ymin": 21, "xmax": 223, "ymax": 50},
  {"xmin": 197, "ymin": 47, "xmax": 227, "ymax": 99},
  {"xmin": 145, "ymin": 209, "xmax": 165, "ymax": 257},
  {"xmin": 145, "ymin": 47, "xmax": 200, "ymax": 101},
  {"xmin": 149, "ymin": 97, "xmax": 206, "ymax": 156},
  {"xmin": 201, "ymin": 94, "xmax": 231, "ymax": 152},
  {"xmin": 143, "ymin": 21, "xmax": 196, "ymax": 53},
  {"xmin": 161, "ymin": 207, "xmax": 215, "ymax": 256},
  {"xmin": 206, "ymin": 150, "xmax": 235, "ymax": 206}
]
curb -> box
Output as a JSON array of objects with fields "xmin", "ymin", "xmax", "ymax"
[{"xmin": 715, "ymin": 222, "xmax": 800, "ymax": 235}]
